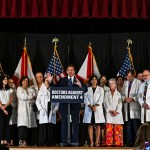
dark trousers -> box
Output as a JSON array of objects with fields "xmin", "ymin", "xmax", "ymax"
[
  {"xmin": 0, "ymin": 106, "xmax": 12, "ymax": 141},
  {"xmin": 39, "ymin": 123, "xmax": 56, "ymax": 146},
  {"xmin": 79, "ymin": 119, "xmax": 89, "ymax": 146},
  {"xmin": 125, "ymin": 118, "xmax": 141, "ymax": 146},
  {"xmin": 27, "ymin": 127, "xmax": 37, "ymax": 146},
  {"xmin": 9, "ymin": 124, "xmax": 18, "ymax": 145},
  {"xmin": 18, "ymin": 126, "xmax": 28, "ymax": 141},
  {"xmin": 55, "ymin": 121, "xmax": 61, "ymax": 145},
  {"xmin": 35, "ymin": 119, "xmax": 39, "ymax": 146},
  {"xmin": 60, "ymin": 103, "xmax": 80, "ymax": 144}
]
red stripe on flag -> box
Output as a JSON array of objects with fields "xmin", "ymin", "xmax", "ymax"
[
  {"xmin": 87, "ymin": 47, "xmax": 93, "ymax": 79},
  {"xmin": 21, "ymin": 48, "xmax": 28, "ymax": 77},
  {"xmin": 12, "ymin": 76, "xmax": 19, "ymax": 86},
  {"xmin": 76, "ymin": 74, "xmax": 88, "ymax": 83}
]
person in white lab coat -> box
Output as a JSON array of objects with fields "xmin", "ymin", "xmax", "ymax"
[
  {"xmin": 0, "ymin": 75, "xmax": 13, "ymax": 146},
  {"xmin": 116, "ymin": 76, "xmax": 124, "ymax": 93},
  {"xmin": 138, "ymin": 70, "xmax": 150, "ymax": 124},
  {"xmin": 17, "ymin": 76, "xmax": 37, "ymax": 147},
  {"xmin": 98, "ymin": 75, "xmax": 109, "ymax": 144},
  {"xmin": 30, "ymin": 72, "xmax": 44, "ymax": 146},
  {"xmin": 83, "ymin": 75, "xmax": 105, "ymax": 147},
  {"xmin": 136, "ymin": 72, "xmax": 144, "ymax": 83},
  {"xmin": 99, "ymin": 75, "xmax": 109, "ymax": 94},
  {"xmin": 104, "ymin": 78, "xmax": 124, "ymax": 146},
  {"xmin": 36, "ymin": 75, "xmax": 58, "ymax": 146},
  {"xmin": 122, "ymin": 70, "xmax": 141, "ymax": 147}
]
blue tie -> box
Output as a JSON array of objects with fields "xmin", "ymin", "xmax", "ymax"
[
  {"xmin": 128, "ymin": 81, "xmax": 132, "ymax": 98},
  {"xmin": 127, "ymin": 81, "xmax": 132, "ymax": 120},
  {"xmin": 69, "ymin": 77, "xmax": 72, "ymax": 87}
]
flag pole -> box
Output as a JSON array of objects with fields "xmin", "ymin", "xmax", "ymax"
[
  {"xmin": 88, "ymin": 42, "xmax": 93, "ymax": 76},
  {"xmin": 23, "ymin": 37, "xmax": 28, "ymax": 55},
  {"xmin": 52, "ymin": 37, "xmax": 59, "ymax": 77},
  {"xmin": 0, "ymin": 63, "xmax": 3, "ymax": 72},
  {"xmin": 126, "ymin": 38, "xmax": 136, "ymax": 74}
]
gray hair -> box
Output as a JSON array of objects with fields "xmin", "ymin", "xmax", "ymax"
[{"xmin": 108, "ymin": 78, "xmax": 117, "ymax": 85}]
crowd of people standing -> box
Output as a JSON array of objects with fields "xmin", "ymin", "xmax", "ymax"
[{"xmin": 0, "ymin": 65, "xmax": 150, "ymax": 148}]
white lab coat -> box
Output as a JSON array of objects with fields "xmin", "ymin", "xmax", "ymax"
[
  {"xmin": 122, "ymin": 78, "xmax": 141, "ymax": 121},
  {"xmin": 17, "ymin": 87, "xmax": 37, "ymax": 128},
  {"xmin": 103, "ymin": 85, "xmax": 109, "ymax": 93},
  {"xmin": 138, "ymin": 81, "xmax": 150, "ymax": 123},
  {"xmin": 9, "ymin": 88, "xmax": 17, "ymax": 125},
  {"xmin": 36, "ymin": 84, "xmax": 58, "ymax": 124},
  {"xmin": 104, "ymin": 90, "xmax": 124, "ymax": 124},
  {"xmin": 30, "ymin": 83, "xmax": 44, "ymax": 120},
  {"xmin": 83, "ymin": 86, "xmax": 105, "ymax": 124}
]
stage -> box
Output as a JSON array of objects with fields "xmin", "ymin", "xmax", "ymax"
[{"xmin": 9, "ymin": 147, "xmax": 134, "ymax": 150}]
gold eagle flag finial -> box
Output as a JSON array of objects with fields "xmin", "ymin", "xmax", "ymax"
[
  {"xmin": 89, "ymin": 42, "xmax": 92, "ymax": 47},
  {"xmin": 52, "ymin": 37, "xmax": 59, "ymax": 46},
  {"xmin": 127, "ymin": 38, "xmax": 132, "ymax": 48}
]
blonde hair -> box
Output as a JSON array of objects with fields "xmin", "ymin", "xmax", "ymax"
[{"xmin": 134, "ymin": 124, "xmax": 150, "ymax": 149}]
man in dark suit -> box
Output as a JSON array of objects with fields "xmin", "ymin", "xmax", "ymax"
[{"xmin": 57, "ymin": 65, "xmax": 87, "ymax": 146}]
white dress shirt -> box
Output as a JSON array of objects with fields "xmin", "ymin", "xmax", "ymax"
[
  {"xmin": 68, "ymin": 76, "xmax": 74, "ymax": 84},
  {"xmin": 0, "ymin": 89, "xmax": 11, "ymax": 104}
]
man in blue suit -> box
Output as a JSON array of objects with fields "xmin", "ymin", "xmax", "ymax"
[{"xmin": 57, "ymin": 65, "xmax": 87, "ymax": 146}]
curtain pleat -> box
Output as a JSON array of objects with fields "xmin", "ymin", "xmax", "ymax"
[{"xmin": 0, "ymin": 0, "xmax": 149, "ymax": 18}]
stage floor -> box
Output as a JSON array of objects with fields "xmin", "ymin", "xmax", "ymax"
[{"xmin": 9, "ymin": 146, "xmax": 134, "ymax": 150}]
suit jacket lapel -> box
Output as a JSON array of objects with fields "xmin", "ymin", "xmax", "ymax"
[{"xmin": 65, "ymin": 77, "xmax": 70, "ymax": 87}]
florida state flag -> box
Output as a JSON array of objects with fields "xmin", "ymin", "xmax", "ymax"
[
  {"xmin": 13, "ymin": 45, "xmax": 35, "ymax": 86},
  {"xmin": 77, "ymin": 43, "xmax": 100, "ymax": 82}
]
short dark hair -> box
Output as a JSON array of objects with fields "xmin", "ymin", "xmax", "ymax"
[
  {"xmin": 116, "ymin": 75, "xmax": 124, "ymax": 81},
  {"xmin": 66, "ymin": 64, "xmax": 75, "ymax": 71},
  {"xmin": 89, "ymin": 75, "xmax": 99, "ymax": 86},
  {"xmin": 35, "ymin": 72, "xmax": 43, "ymax": 77},
  {"xmin": 19, "ymin": 76, "xmax": 29, "ymax": 87},
  {"xmin": 126, "ymin": 69, "xmax": 135, "ymax": 76},
  {"xmin": 99, "ymin": 75, "xmax": 107, "ymax": 81}
]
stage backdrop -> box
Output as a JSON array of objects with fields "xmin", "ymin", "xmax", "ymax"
[{"xmin": 0, "ymin": 32, "xmax": 150, "ymax": 79}]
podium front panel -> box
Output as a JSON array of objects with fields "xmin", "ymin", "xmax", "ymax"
[{"xmin": 50, "ymin": 87, "xmax": 84, "ymax": 103}]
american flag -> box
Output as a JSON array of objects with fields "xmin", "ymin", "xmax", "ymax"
[
  {"xmin": 117, "ymin": 47, "xmax": 135, "ymax": 78},
  {"xmin": 46, "ymin": 47, "xmax": 66, "ymax": 82}
]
